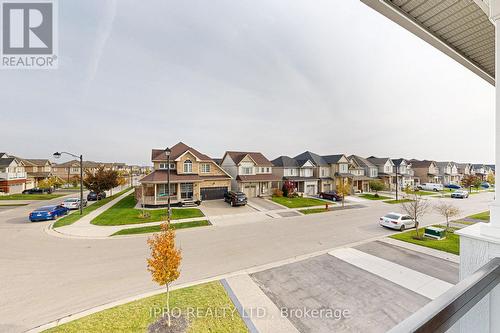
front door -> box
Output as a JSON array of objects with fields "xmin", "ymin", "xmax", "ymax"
[{"xmin": 180, "ymin": 183, "xmax": 194, "ymax": 199}]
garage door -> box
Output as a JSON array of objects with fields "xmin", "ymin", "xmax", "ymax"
[
  {"xmin": 200, "ymin": 187, "xmax": 228, "ymax": 200},
  {"xmin": 243, "ymin": 185, "xmax": 256, "ymax": 198},
  {"xmin": 306, "ymin": 185, "xmax": 316, "ymax": 195}
]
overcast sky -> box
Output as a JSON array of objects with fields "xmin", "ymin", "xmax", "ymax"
[{"xmin": 1, "ymin": 0, "xmax": 494, "ymax": 165}]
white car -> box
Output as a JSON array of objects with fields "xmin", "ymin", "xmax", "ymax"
[
  {"xmin": 418, "ymin": 183, "xmax": 444, "ymax": 192},
  {"xmin": 61, "ymin": 198, "xmax": 87, "ymax": 210},
  {"xmin": 379, "ymin": 212, "xmax": 415, "ymax": 231},
  {"xmin": 451, "ymin": 190, "xmax": 469, "ymax": 199}
]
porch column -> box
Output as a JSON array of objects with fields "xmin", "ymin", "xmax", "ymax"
[
  {"xmin": 153, "ymin": 184, "xmax": 157, "ymax": 205},
  {"xmin": 456, "ymin": 3, "xmax": 500, "ymax": 332}
]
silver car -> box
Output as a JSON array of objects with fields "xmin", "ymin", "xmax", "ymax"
[
  {"xmin": 61, "ymin": 198, "xmax": 87, "ymax": 210},
  {"xmin": 451, "ymin": 190, "xmax": 469, "ymax": 199},
  {"xmin": 379, "ymin": 212, "xmax": 415, "ymax": 231}
]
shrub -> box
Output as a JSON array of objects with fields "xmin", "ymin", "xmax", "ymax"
[{"xmin": 273, "ymin": 188, "xmax": 283, "ymax": 197}]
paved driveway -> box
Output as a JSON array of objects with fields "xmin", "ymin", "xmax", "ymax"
[
  {"xmin": 251, "ymin": 254, "xmax": 429, "ymax": 333},
  {"xmin": 199, "ymin": 199, "xmax": 256, "ymax": 216},
  {"xmin": 247, "ymin": 197, "xmax": 284, "ymax": 211}
]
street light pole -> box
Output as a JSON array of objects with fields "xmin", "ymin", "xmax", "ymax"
[
  {"xmin": 54, "ymin": 151, "xmax": 84, "ymax": 215},
  {"xmin": 165, "ymin": 147, "xmax": 171, "ymax": 227},
  {"xmin": 395, "ymin": 165, "xmax": 399, "ymax": 201}
]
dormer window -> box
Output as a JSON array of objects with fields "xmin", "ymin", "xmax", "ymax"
[{"xmin": 184, "ymin": 160, "xmax": 193, "ymax": 173}]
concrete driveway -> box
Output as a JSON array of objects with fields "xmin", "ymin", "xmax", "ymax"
[
  {"xmin": 199, "ymin": 199, "xmax": 256, "ymax": 216},
  {"xmin": 247, "ymin": 197, "xmax": 284, "ymax": 211}
]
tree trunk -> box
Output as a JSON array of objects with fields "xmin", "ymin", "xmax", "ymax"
[{"xmin": 166, "ymin": 283, "xmax": 171, "ymax": 327}]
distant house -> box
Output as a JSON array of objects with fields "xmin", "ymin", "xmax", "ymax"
[
  {"xmin": 271, "ymin": 155, "xmax": 320, "ymax": 195},
  {"xmin": 220, "ymin": 151, "xmax": 279, "ymax": 197},
  {"xmin": 295, "ymin": 151, "xmax": 334, "ymax": 194},
  {"xmin": 456, "ymin": 163, "xmax": 473, "ymax": 182},
  {"xmin": 20, "ymin": 158, "xmax": 53, "ymax": 188},
  {"xmin": 392, "ymin": 158, "xmax": 416, "ymax": 189},
  {"xmin": 435, "ymin": 162, "xmax": 460, "ymax": 185},
  {"xmin": 410, "ymin": 160, "xmax": 440, "ymax": 184},
  {"xmin": 138, "ymin": 142, "xmax": 232, "ymax": 206},
  {"xmin": 0, "ymin": 154, "xmax": 27, "ymax": 194},
  {"xmin": 349, "ymin": 155, "xmax": 378, "ymax": 192},
  {"xmin": 321, "ymin": 154, "xmax": 351, "ymax": 193},
  {"xmin": 367, "ymin": 157, "xmax": 396, "ymax": 190},
  {"xmin": 472, "ymin": 164, "xmax": 487, "ymax": 181},
  {"xmin": 52, "ymin": 160, "xmax": 102, "ymax": 183}
]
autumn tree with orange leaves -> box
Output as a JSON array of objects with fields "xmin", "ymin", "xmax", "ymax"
[{"xmin": 147, "ymin": 223, "xmax": 182, "ymax": 327}]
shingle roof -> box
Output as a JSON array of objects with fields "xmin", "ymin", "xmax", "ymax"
[
  {"xmin": 224, "ymin": 151, "xmax": 273, "ymax": 166},
  {"xmin": 23, "ymin": 158, "xmax": 50, "ymax": 166},
  {"xmin": 435, "ymin": 161, "xmax": 451, "ymax": 168},
  {"xmin": 409, "ymin": 160, "xmax": 435, "ymax": 168},
  {"xmin": 322, "ymin": 154, "xmax": 346, "ymax": 164},
  {"xmin": 152, "ymin": 142, "xmax": 212, "ymax": 162},
  {"xmin": 0, "ymin": 157, "xmax": 16, "ymax": 168},
  {"xmin": 271, "ymin": 156, "xmax": 299, "ymax": 167},
  {"xmin": 349, "ymin": 155, "xmax": 375, "ymax": 168},
  {"xmin": 294, "ymin": 151, "xmax": 328, "ymax": 167},
  {"xmin": 367, "ymin": 156, "xmax": 391, "ymax": 166},
  {"xmin": 391, "ymin": 158, "xmax": 407, "ymax": 167}
]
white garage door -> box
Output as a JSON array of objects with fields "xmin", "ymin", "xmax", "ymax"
[
  {"xmin": 243, "ymin": 185, "xmax": 256, "ymax": 197},
  {"xmin": 306, "ymin": 185, "xmax": 316, "ymax": 195}
]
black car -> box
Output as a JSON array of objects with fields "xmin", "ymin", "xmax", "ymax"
[
  {"xmin": 319, "ymin": 191, "xmax": 342, "ymax": 201},
  {"xmin": 22, "ymin": 188, "xmax": 53, "ymax": 194},
  {"xmin": 87, "ymin": 191, "xmax": 106, "ymax": 201},
  {"xmin": 224, "ymin": 191, "xmax": 248, "ymax": 206}
]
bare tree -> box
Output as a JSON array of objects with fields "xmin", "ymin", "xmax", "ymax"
[
  {"xmin": 434, "ymin": 201, "xmax": 460, "ymax": 233},
  {"xmin": 400, "ymin": 193, "xmax": 431, "ymax": 239}
]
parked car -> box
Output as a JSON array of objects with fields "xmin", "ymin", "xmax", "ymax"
[
  {"xmin": 445, "ymin": 184, "xmax": 461, "ymax": 190},
  {"xmin": 480, "ymin": 182, "xmax": 490, "ymax": 188},
  {"xmin": 87, "ymin": 191, "xmax": 106, "ymax": 201},
  {"xmin": 319, "ymin": 191, "xmax": 342, "ymax": 201},
  {"xmin": 417, "ymin": 183, "xmax": 444, "ymax": 192},
  {"xmin": 29, "ymin": 205, "xmax": 68, "ymax": 222},
  {"xmin": 61, "ymin": 198, "xmax": 87, "ymax": 210},
  {"xmin": 22, "ymin": 187, "xmax": 53, "ymax": 194},
  {"xmin": 451, "ymin": 190, "xmax": 469, "ymax": 199},
  {"xmin": 379, "ymin": 212, "xmax": 415, "ymax": 231},
  {"xmin": 224, "ymin": 191, "xmax": 248, "ymax": 206}
]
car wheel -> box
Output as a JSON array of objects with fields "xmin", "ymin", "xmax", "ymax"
[{"xmin": 400, "ymin": 224, "xmax": 405, "ymax": 231}]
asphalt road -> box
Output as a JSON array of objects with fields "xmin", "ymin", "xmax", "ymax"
[{"xmin": 0, "ymin": 192, "xmax": 492, "ymax": 332}]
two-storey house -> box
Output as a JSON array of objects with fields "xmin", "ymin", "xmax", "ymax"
[
  {"xmin": 349, "ymin": 155, "xmax": 378, "ymax": 192},
  {"xmin": 392, "ymin": 158, "xmax": 415, "ymax": 189},
  {"xmin": 456, "ymin": 163, "xmax": 472, "ymax": 183},
  {"xmin": 0, "ymin": 154, "xmax": 27, "ymax": 194},
  {"xmin": 367, "ymin": 157, "xmax": 396, "ymax": 190},
  {"xmin": 271, "ymin": 155, "xmax": 320, "ymax": 195},
  {"xmin": 436, "ymin": 161, "xmax": 460, "ymax": 185},
  {"xmin": 295, "ymin": 151, "xmax": 334, "ymax": 194},
  {"xmin": 138, "ymin": 142, "xmax": 232, "ymax": 206},
  {"xmin": 52, "ymin": 160, "xmax": 102, "ymax": 183},
  {"xmin": 410, "ymin": 160, "xmax": 440, "ymax": 184},
  {"xmin": 220, "ymin": 151, "xmax": 279, "ymax": 197},
  {"xmin": 21, "ymin": 158, "xmax": 53, "ymax": 188},
  {"xmin": 472, "ymin": 164, "xmax": 487, "ymax": 181},
  {"xmin": 321, "ymin": 154, "xmax": 352, "ymax": 193}
]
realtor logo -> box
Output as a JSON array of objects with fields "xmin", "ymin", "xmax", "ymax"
[{"xmin": 1, "ymin": 0, "xmax": 58, "ymax": 69}]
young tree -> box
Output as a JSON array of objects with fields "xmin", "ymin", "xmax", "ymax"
[
  {"xmin": 400, "ymin": 193, "xmax": 431, "ymax": 239},
  {"xmin": 336, "ymin": 179, "xmax": 351, "ymax": 207},
  {"xmin": 461, "ymin": 174, "xmax": 481, "ymax": 193},
  {"xmin": 83, "ymin": 166, "xmax": 120, "ymax": 198},
  {"xmin": 282, "ymin": 180, "xmax": 295, "ymax": 198},
  {"xmin": 147, "ymin": 224, "xmax": 182, "ymax": 327},
  {"xmin": 369, "ymin": 180, "xmax": 384, "ymax": 197},
  {"xmin": 487, "ymin": 172, "xmax": 495, "ymax": 185},
  {"xmin": 434, "ymin": 201, "xmax": 460, "ymax": 233}
]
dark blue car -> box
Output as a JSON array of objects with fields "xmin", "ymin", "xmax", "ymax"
[
  {"xmin": 445, "ymin": 184, "xmax": 461, "ymax": 189},
  {"xmin": 29, "ymin": 205, "xmax": 68, "ymax": 222}
]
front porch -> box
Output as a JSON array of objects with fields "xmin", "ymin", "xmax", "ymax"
[{"xmin": 136, "ymin": 182, "xmax": 199, "ymax": 207}]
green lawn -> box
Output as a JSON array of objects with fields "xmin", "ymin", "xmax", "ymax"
[
  {"xmin": 111, "ymin": 220, "xmax": 211, "ymax": 236},
  {"xmin": 271, "ymin": 196, "xmax": 328, "ymax": 208},
  {"xmin": 468, "ymin": 211, "xmax": 490, "ymax": 221},
  {"xmin": 91, "ymin": 194, "xmax": 204, "ymax": 226},
  {"xmin": 53, "ymin": 188, "xmax": 132, "ymax": 228},
  {"xmin": 43, "ymin": 281, "xmax": 248, "ymax": 333},
  {"xmin": 390, "ymin": 226, "xmax": 460, "ymax": 255},
  {"xmin": 0, "ymin": 193, "xmax": 64, "ymax": 200},
  {"xmin": 383, "ymin": 199, "xmax": 414, "ymax": 204},
  {"xmin": 406, "ymin": 190, "xmax": 439, "ymax": 196},
  {"xmin": 299, "ymin": 208, "xmax": 332, "ymax": 215},
  {"xmin": 359, "ymin": 193, "xmax": 391, "ymax": 200}
]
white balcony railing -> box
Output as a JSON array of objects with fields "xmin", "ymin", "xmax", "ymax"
[{"xmin": 0, "ymin": 172, "xmax": 27, "ymax": 180}]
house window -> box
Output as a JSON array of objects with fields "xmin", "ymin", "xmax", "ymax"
[
  {"xmin": 158, "ymin": 183, "xmax": 176, "ymax": 196},
  {"xmin": 242, "ymin": 167, "xmax": 253, "ymax": 175},
  {"xmin": 159, "ymin": 163, "xmax": 175, "ymax": 170},
  {"xmin": 71, "ymin": 168, "xmax": 79, "ymax": 172},
  {"xmin": 183, "ymin": 160, "xmax": 193, "ymax": 173},
  {"xmin": 266, "ymin": 167, "xmax": 270, "ymax": 173},
  {"xmin": 201, "ymin": 163, "xmax": 211, "ymax": 173},
  {"xmin": 340, "ymin": 164, "xmax": 348, "ymax": 173}
]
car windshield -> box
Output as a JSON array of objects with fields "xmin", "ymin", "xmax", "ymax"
[
  {"xmin": 35, "ymin": 206, "xmax": 55, "ymax": 212},
  {"xmin": 384, "ymin": 214, "xmax": 401, "ymax": 220}
]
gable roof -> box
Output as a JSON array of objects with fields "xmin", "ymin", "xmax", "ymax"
[
  {"xmin": 367, "ymin": 156, "xmax": 393, "ymax": 166},
  {"xmin": 322, "ymin": 154, "xmax": 348, "ymax": 164},
  {"xmin": 409, "ymin": 160, "xmax": 436, "ymax": 168},
  {"xmin": 391, "ymin": 158, "xmax": 408, "ymax": 167},
  {"xmin": 294, "ymin": 151, "xmax": 328, "ymax": 167},
  {"xmin": 224, "ymin": 151, "xmax": 273, "ymax": 167},
  {"xmin": 271, "ymin": 156, "xmax": 299, "ymax": 168},
  {"xmin": 435, "ymin": 161, "xmax": 452, "ymax": 169},
  {"xmin": 151, "ymin": 142, "xmax": 212, "ymax": 162},
  {"xmin": 0, "ymin": 157, "xmax": 17, "ymax": 168},
  {"xmin": 23, "ymin": 158, "xmax": 51, "ymax": 166},
  {"xmin": 349, "ymin": 155, "xmax": 375, "ymax": 169}
]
